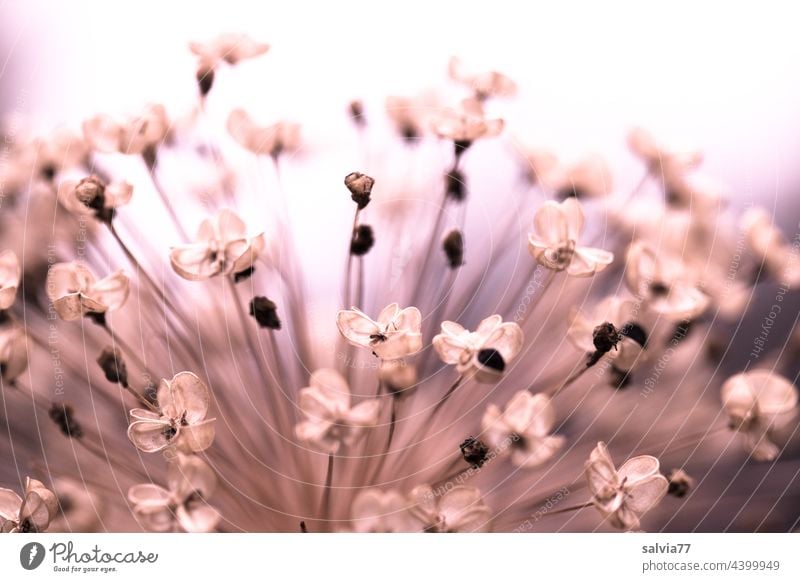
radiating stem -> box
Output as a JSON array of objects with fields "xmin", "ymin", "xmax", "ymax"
[
  {"xmin": 320, "ymin": 454, "xmax": 335, "ymax": 528},
  {"xmin": 144, "ymin": 155, "xmax": 190, "ymax": 243}
]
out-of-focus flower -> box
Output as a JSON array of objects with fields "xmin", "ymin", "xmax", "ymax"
[
  {"xmin": 482, "ymin": 391, "xmax": 564, "ymax": 468},
  {"xmin": 57, "ymin": 176, "xmax": 133, "ymax": 222},
  {"xmin": 47, "ymin": 478, "xmax": 104, "ymax": 533},
  {"xmin": 408, "ymin": 485, "xmax": 491, "ymax": 532},
  {"xmin": 430, "ymin": 98, "xmax": 504, "ymax": 147},
  {"xmin": 227, "ymin": 108, "xmax": 300, "ymax": 158},
  {"xmin": 0, "ymin": 250, "xmax": 21, "ymax": 309},
  {"xmin": 45, "ymin": 262, "xmax": 130, "ymax": 322},
  {"xmin": 295, "ymin": 369, "xmax": 381, "ymax": 454},
  {"xmin": 567, "ymin": 296, "xmax": 648, "ymax": 371},
  {"xmin": 666, "ymin": 469, "xmax": 695, "ymax": 498},
  {"xmin": 127, "ymin": 372, "xmax": 216, "ymax": 453},
  {"xmin": 625, "ymin": 242, "xmax": 709, "ymax": 321},
  {"xmin": 741, "ymin": 207, "xmax": 800, "ymax": 287},
  {"xmin": 336, "ymin": 303, "xmax": 422, "ymax": 360},
  {"xmin": 585, "ymin": 442, "xmax": 668, "ymax": 531},
  {"xmin": 0, "ymin": 323, "xmax": 28, "ymax": 383},
  {"xmin": 432, "ymin": 315, "xmax": 523, "ymax": 383},
  {"xmin": 0, "ymin": 128, "xmax": 88, "ymax": 196},
  {"xmin": 448, "ymin": 56, "xmax": 517, "ymax": 100},
  {"xmin": 385, "ymin": 92, "xmax": 441, "ymax": 143},
  {"xmin": 82, "ymin": 104, "xmax": 170, "ymax": 155},
  {"xmin": 349, "ymin": 489, "xmax": 415, "ymax": 532},
  {"xmin": 170, "ymin": 209, "xmax": 265, "ymax": 281},
  {"xmin": 528, "ymin": 198, "xmax": 614, "ymax": 276},
  {"xmin": 128, "ymin": 454, "xmax": 219, "ymax": 532},
  {"xmin": 546, "ymin": 154, "xmax": 613, "ymax": 199},
  {"xmin": 378, "ymin": 359, "xmax": 417, "ymax": 394},
  {"xmin": 721, "ymin": 370, "xmax": 798, "ymax": 461},
  {"xmin": 189, "ymin": 33, "xmax": 269, "ymax": 67},
  {"xmin": 0, "ymin": 477, "xmax": 58, "ymax": 533}
]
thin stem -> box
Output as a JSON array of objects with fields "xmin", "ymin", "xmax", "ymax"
[
  {"xmin": 431, "ymin": 374, "xmax": 464, "ymax": 417},
  {"xmin": 97, "ymin": 322, "xmax": 158, "ymax": 411},
  {"xmin": 144, "ymin": 156, "xmax": 190, "ymax": 242},
  {"xmin": 539, "ymin": 501, "xmax": 594, "ymax": 517},
  {"xmin": 319, "ymin": 454, "xmax": 335, "ymax": 528},
  {"xmin": 545, "ymin": 359, "xmax": 593, "ymax": 397}
]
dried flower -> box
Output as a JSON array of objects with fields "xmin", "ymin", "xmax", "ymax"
[
  {"xmin": 127, "ymin": 372, "xmax": 216, "ymax": 453},
  {"xmin": 528, "ymin": 198, "xmax": 614, "ymax": 276},
  {"xmin": 189, "ymin": 33, "xmax": 269, "ymax": 67},
  {"xmin": 350, "ymin": 489, "xmax": 415, "ymax": 532},
  {"xmin": 128, "ymin": 454, "xmax": 219, "ymax": 532},
  {"xmin": 49, "ymin": 403, "xmax": 83, "ymax": 438},
  {"xmin": 57, "ymin": 176, "xmax": 132, "ymax": 221},
  {"xmin": 350, "ymin": 224, "xmax": 375, "ymax": 256},
  {"xmin": 721, "ymin": 370, "xmax": 798, "ymax": 461},
  {"xmin": 337, "ymin": 303, "xmax": 422, "ymax": 360},
  {"xmin": 585, "ymin": 442, "xmax": 668, "ymax": 531},
  {"xmin": 82, "ymin": 104, "xmax": 170, "ymax": 155},
  {"xmin": 249, "ymin": 296, "xmax": 281, "ymax": 329},
  {"xmin": 97, "ymin": 346, "xmax": 128, "ymax": 386},
  {"xmin": 45, "ymin": 261, "xmax": 130, "ymax": 322},
  {"xmin": 409, "ymin": 485, "xmax": 491, "ymax": 532},
  {"xmin": 227, "ymin": 108, "xmax": 300, "ymax": 158},
  {"xmin": 295, "ymin": 369, "xmax": 381, "ymax": 454},
  {"xmin": 442, "ymin": 229, "xmax": 464, "ymax": 268},
  {"xmin": 448, "ymin": 56, "xmax": 516, "ymax": 100},
  {"xmin": 433, "ymin": 315, "xmax": 523, "ymax": 383},
  {"xmin": 625, "ymin": 242, "xmax": 709, "ymax": 321},
  {"xmin": 345, "ymin": 172, "xmax": 375, "ymax": 209},
  {"xmin": 0, "ymin": 477, "xmax": 58, "ymax": 533},
  {"xmin": 0, "ymin": 250, "xmax": 21, "ymax": 310},
  {"xmin": 482, "ymin": 391, "xmax": 564, "ymax": 467},
  {"xmin": 170, "ymin": 209, "xmax": 265, "ymax": 281},
  {"xmin": 459, "ymin": 436, "xmax": 489, "ymax": 468}
]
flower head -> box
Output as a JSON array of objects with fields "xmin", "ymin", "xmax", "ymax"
[
  {"xmin": 721, "ymin": 370, "xmax": 798, "ymax": 461},
  {"xmin": 0, "ymin": 477, "xmax": 58, "ymax": 533},
  {"xmin": 433, "ymin": 315, "xmax": 523, "ymax": 383},
  {"xmin": 625, "ymin": 242, "xmax": 709, "ymax": 321},
  {"xmin": 585, "ymin": 442, "xmax": 668, "ymax": 531},
  {"xmin": 430, "ymin": 98, "xmax": 504, "ymax": 147},
  {"xmin": 170, "ymin": 209, "xmax": 265, "ymax": 281},
  {"xmin": 528, "ymin": 198, "xmax": 614, "ymax": 276},
  {"xmin": 57, "ymin": 176, "xmax": 133, "ymax": 222},
  {"xmin": 227, "ymin": 108, "xmax": 300, "ymax": 158},
  {"xmin": 448, "ymin": 56, "xmax": 517, "ymax": 100},
  {"xmin": 82, "ymin": 104, "xmax": 170, "ymax": 155},
  {"xmin": 349, "ymin": 489, "xmax": 416, "ymax": 532},
  {"xmin": 482, "ymin": 391, "xmax": 564, "ymax": 468},
  {"xmin": 385, "ymin": 92, "xmax": 441, "ymax": 143},
  {"xmin": 295, "ymin": 369, "xmax": 381, "ymax": 454},
  {"xmin": 0, "ymin": 250, "xmax": 21, "ymax": 310},
  {"xmin": 189, "ymin": 33, "xmax": 269, "ymax": 67},
  {"xmin": 128, "ymin": 454, "xmax": 219, "ymax": 532},
  {"xmin": 408, "ymin": 485, "xmax": 491, "ymax": 532},
  {"xmin": 127, "ymin": 372, "xmax": 216, "ymax": 453},
  {"xmin": 45, "ymin": 261, "xmax": 130, "ymax": 322},
  {"xmin": 336, "ymin": 303, "xmax": 422, "ymax": 360}
]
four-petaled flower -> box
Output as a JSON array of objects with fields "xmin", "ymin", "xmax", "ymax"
[
  {"xmin": 295, "ymin": 369, "xmax": 381, "ymax": 454},
  {"xmin": 721, "ymin": 370, "xmax": 798, "ymax": 461},
  {"xmin": 46, "ymin": 261, "xmax": 130, "ymax": 322},
  {"xmin": 0, "ymin": 477, "xmax": 58, "ymax": 533},
  {"xmin": 408, "ymin": 485, "xmax": 491, "ymax": 532},
  {"xmin": 337, "ymin": 303, "xmax": 422, "ymax": 360},
  {"xmin": 482, "ymin": 391, "xmax": 564, "ymax": 468},
  {"xmin": 625, "ymin": 241, "xmax": 709, "ymax": 321},
  {"xmin": 432, "ymin": 315, "xmax": 523, "ymax": 383},
  {"xmin": 127, "ymin": 372, "xmax": 216, "ymax": 453},
  {"xmin": 585, "ymin": 441, "xmax": 668, "ymax": 531},
  {"xmin": 0, "ymin": 250, "xmax": 21, "ymax": 309},
  {"xmin": 57, "ymin": 176, "xmax": 133, "ymax": 221},
  {"xmin": 128, "ymin": 454, "xmax": 219, "ymax": 532},
  {"xmin": 227, "ymin": 108, "xmax": 301, "ymax": 158},
  {"xmin": 170, "ymin": 209, "xmax": 265, "ymax": 281},
  {"xmin": 82, "ymin": 104, "xmax": 171, "ymax": 155},
  {"xmin": 528, "ymin": 198, "xmax": 614, "ymax": 276}
]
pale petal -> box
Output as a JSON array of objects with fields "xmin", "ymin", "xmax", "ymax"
[
  {"xmin": 377, "ymin": 303, "xmax": 400, "ymax": 325},
  {"xmin": 167, "ymin": 371, "xmax": 210, "ymax": 424},
  {"xmin": 82, "ymin": 114, "xmax": 123, "ymax": 153},
  {"xmin": 617, "ymin": 455, "xmax": 660, "ymax": 485},
  {"xmin": 345, "ymin": 399, "xmax": 381, "ymax": 426},
  {"xmin": 308, "ymin": 369, "xmax": 351, "ymax": 414},
  {"xmin": 19, "ymin": 491, "xmax": 51, "ymax": 530},
  {"xmin": 169, "ymin": 244, "xmax": 217, "ymax": 281},
  {"xmin": 90, "ymin": 270, "xmax": 130, "ymax": 311},
  {"xmin": 53, "ymin": 293, "xmax": 105, "ymax": 321},
  {"xmin": 0, "ymin": 488, "xmax": 22, "ymax": 521},
  {"xmin": 127, "ymin": 419, "xmax": 172, "ymax": 452},
  {"xmin": 568, "ymin": 246, "xmax": 614, "ymax": 277},
  {"xmin": 533, "ymin": 201, "xmax": 569, "ymax": 246},
  {"xmin": 336, "ymin": 308, "xmax": 379, "ymax": 349},
  {"xmin": 511, "ymin": 435, "xmax": 564, "ymax": 468},
  {"xmin": 624, "ymin": 474, "xmax": 668, "ymax": 514},
  {"xmin": 560, "ymin": 198, "xmax": 586, "ymax": 241},
  {"xmin": 168, "ymin": 454, "xmax": 217, "ymax": 499},
  {"xmin": 176, "ymin": 419, "xmax": 216, "ymax": 453},
  {"xmin": 106, "ymin": 181, "xmax": 133, "ymax": 208},
  {"xmin": 133, "ymin": 504, "xmax": 175, "ymax": 532},
  {"xmin": 177, "ymin": 502, "xmax": 219, "ymax": 533},
  {"xmin": 485, "ymin": 321, "xmax": 524, "ymax": 363},
  {"xmin": 127, "ymin": 484, "xmax": 172, "ymax": 505}
]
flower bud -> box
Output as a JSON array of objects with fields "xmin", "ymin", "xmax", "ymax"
[
  {"xmin": 445, "ymin": 169, "xmax": 466, "ymax": 201},
  {"xmin": 97, "ymin": 346, "xmax": 128, "ymax": 387},
  {"xmin": 250, "ymin": 296, "xmax": 281, "ymax": 329},
  {"xmin": 460, "ymin": 436, "xmax": 489, "ymax": 468},
  {"xmin": 345, "ymin": 172, "xmax": 375, "ymax": 209},
  {"xmin": 667, "ymin": 468, "xmax": 695, "ymax": 498},
  {"xmin": 49, "ymin": 403, "xmax": 83, "ymax": 438},
  {"xmin": 350, "ymin": 224, "xmax": 375, "ymax": 256},
  {"xmin": 75, "ymin": 176, "xmax": 106, "ymax": 211},
  {"xmin": 442, "ymin": 229, "xmax": 464, "ymax": 268}
]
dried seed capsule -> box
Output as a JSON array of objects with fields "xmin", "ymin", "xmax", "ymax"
[{"xmin": 250, "ymin": 296, "xmax": 281, "ymax": 330}]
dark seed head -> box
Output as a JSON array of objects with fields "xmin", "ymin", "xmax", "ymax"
[
  {"xmin": 650, "ymin": 281, "xmax": 670, "ymax": 297},
  {"xmin": 350, "ymin": 224, "xmax": 375, "ymax": 256},
  {"xmin": 460, "ymin": 436, "xmax": 489, "ymax": 468},
  {"xmin": 249, "ymin": 296, "xmax": 281, "ymax": 330},
  {"xmin": 592, "ymin": 322, "xmax": 621, "ymax": 354},
  {"xmin": 86, "ymin": 311, "xmax": 107, "ymax": 327},
  {"xmin": 234, "ymin": 266, "xmax": 255, "ymax": 283},
  {"xmin": 344, "ymin": 172, "xmax": 375, "ymax": 210},
  {"xmin": 557, "ymin": 185, "xmax": 587, "ymax": 200},
  {"xmin": 454, "ymin": 139, "xmax": 472, "ymax": 157},
  {"xmin": 348, "ymin": 100, "xmax": 365, "ymax": 127},
  {"xmin": 477, "ymin": 348, "xmax": 505, "ymax": 372},
  {"xmin": 442, "ymin": 229, "xmax": 464, "ymax": 268},
  {"xmin": 196, "ymin": 65, "xmax": 215, "ymax": 97},
  {"xmin": 75, "ymin": 175, "xmax": 106, "ymax": 212},
  {"xmin": 445, "ymin": 169, "xmax": 466, "ymax": 202},
  {"xmin": 667, "ymin": 468, "xmax": 694, "ymax": 498},
  {"xmin": 670, "ymin": 319, "xmax": 693, "ymax": 345},
  {"xmin": 97, "ymin": 346, "xmax": 128, "ymax": 387},
  {"xmin": 40, "ymin": 163, "xmax": 57, "ymax": 182},
  {"xmin": 49, "ymin": 403, "xmax": 83, "ymax": 438}
]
